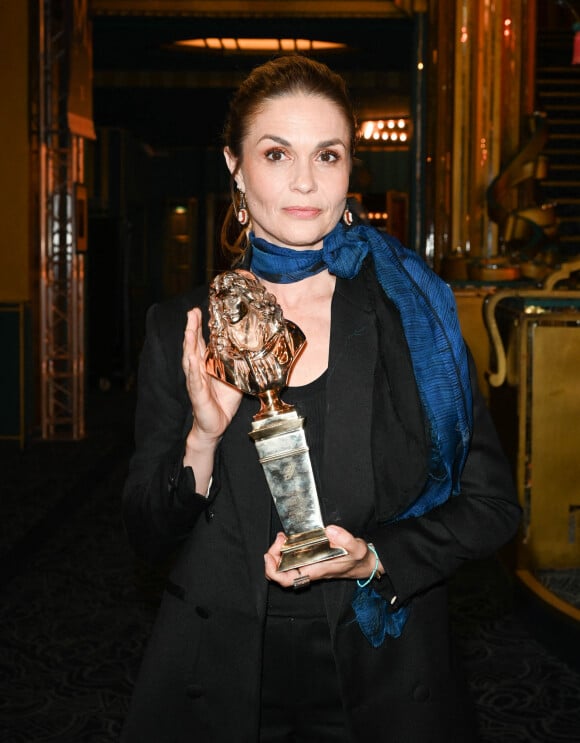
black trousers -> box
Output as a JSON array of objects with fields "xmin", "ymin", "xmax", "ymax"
[{"xmin": 259, "ymin": 615, "xmax": 351, "ymax": 743}]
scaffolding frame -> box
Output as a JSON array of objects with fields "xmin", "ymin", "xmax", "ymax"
[{"xmin": 33, "ymin": 0, "xmax": 85, "ymax": 439}]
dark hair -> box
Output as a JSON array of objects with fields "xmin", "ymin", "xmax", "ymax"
[{"xmin": 221, "ymin": 55, "xmax": 358, "ymax": 258}]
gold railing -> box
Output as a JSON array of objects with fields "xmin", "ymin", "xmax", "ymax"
[
  {"xmin": 483, "ymin": 256, "xmax": 580, "ymax": 387},
  {"xmin": 487, "ymin": 111, "xmax": 558, "ymax": 258}
]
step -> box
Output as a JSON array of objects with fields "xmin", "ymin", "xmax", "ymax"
[
  {"xmin": 543, "ymin": 105, "xmax": 580, "ymax": 113},
  {"xmin": 537, "ymin": 78, "xmax": 580, "ymax": 87},
  {"xmin": 548, "ymin": 133, "xmax": 580, "ymax": 141},
  {"xmin": 543, "ymin": 181, "xmax": 580, "ymax": 188},
  {"xmin": 539, "ymin": 91, "xmax": 580, "ymax": 98},
  {"xmin": 546, "ymin": 119, "xmax": 580, "ymax": 126},
  {"xmin": 544, "ymin": 148, "xmax": 580, "ymax": 156},
  {"xmin": 559, "ymin": 236, "xmax": 580, "ymax": 247},
  {"xmin": 537, "ymin": 65, "xmax": 580, "ymax": 73}
]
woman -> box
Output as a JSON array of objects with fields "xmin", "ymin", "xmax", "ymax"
[{"xmin": 122, "ymin": 55, "xmax": 520, "ymax": 742}]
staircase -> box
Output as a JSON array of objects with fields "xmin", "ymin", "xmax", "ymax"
[{"xmin": 536, "ymin": 31, "xmax": 580, "ymax": 258}]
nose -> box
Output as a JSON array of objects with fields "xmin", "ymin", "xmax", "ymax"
[{"xmin": 290, "ymin": 159, "xmax": 317, "ymax": 193}]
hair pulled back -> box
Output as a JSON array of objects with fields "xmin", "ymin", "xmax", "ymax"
[{"xmin": 221, "ymin": 55, "xmax": 358, "ymax": 259}]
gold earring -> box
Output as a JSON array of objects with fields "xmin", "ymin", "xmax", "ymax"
[{"xmin": 237, "ymin": 192, "xmax": 249, "ymax": 226}]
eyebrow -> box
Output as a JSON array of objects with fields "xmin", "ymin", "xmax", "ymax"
[{"xmin": 257, "ymin": 134, "xmax": 346, "ymax": 149}]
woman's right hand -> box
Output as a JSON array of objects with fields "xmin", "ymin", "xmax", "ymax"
[{"xmin": 182, "ymin": 308, "xmax": 242, "ymax": 455}]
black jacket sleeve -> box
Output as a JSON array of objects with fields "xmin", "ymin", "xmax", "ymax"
[
  {"xmin": 122, "ymin": 293, "xmax": 218, "ymax": 564},
  {"xmin": 367, "ymin": 353, "xmax": 521, "ymax": 609}
]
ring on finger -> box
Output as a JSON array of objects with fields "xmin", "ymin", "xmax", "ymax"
[{"xmin": 293, "ymin": 574, "xmax": 311, "ymax": 591}]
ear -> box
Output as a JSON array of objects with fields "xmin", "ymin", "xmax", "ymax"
[{"xmin": 223, "ymin": 147, "xmax": 245, "ymax": 192}]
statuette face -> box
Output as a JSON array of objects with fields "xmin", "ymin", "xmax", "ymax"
[{"xmin": 205, "ymin": 270, "xmax": 306, "ymax": 397}]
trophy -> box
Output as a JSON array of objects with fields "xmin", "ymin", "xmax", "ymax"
[{"xmin": 205, "ymin": 270, "xmax": 347, "ymax": 571}]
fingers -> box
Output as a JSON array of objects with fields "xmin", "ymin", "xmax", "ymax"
[
  {"xmin": 325, "ymin": 525, "xmax": 368, "ymax": 561},
  {"xmin": 264, "ymin": 527, "xmax": 373, "ymax": 586},
  {"xmin": 183, "ymin": 309, "xmax": 205, "ymax": 371}
]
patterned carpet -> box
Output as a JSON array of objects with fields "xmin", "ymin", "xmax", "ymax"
[{"xmin": 1, "ymin": 390, "xmax": 580, "ymax": 742}]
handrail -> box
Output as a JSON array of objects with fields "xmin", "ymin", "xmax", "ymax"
[
  {"xmin": 486, "ymin": 111, "xmax": 558, "ymax": 255},
  {"xmin": 483, "ymin": 286, "xmax": 580, "ymax": 387},
  {"xmin": 543, "ymin": 256, "xmax": 580, "ymax": 290}
]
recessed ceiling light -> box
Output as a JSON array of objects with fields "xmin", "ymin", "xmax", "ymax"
[{"xmin": 174, "ymin": 38, "xmax": 347, "ymax": 53}]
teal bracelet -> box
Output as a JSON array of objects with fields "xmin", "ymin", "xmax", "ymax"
[{"xmin": 357, "ymin": 542, "xmax": 379, "ymax": 588}]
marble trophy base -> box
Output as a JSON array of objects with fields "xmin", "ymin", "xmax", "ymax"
[{"xmin": 249, "ymin": 408, "xmax": 347, "ymax": 572}]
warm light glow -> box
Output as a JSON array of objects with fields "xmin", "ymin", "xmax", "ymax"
[
  {"xmin": 362, "ymin": 121, "xmax": 375, "ymax": 139},
  {"xmin": 174, "ymin": 38, "xmax": 347, "ymax": 52},
  {"xmin": 367, "ymin": 211, "xmax": 388, "ymax": 222},
  {"xmin": 237, "ymin": 39, "xmax": 279, "ymax": 51},
  {"xmin": 358, "ymin": 118, "xmax": 411, "ymax": 146}
]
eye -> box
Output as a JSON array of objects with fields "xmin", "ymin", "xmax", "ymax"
[
  {"xmin": 265, "ymin": 148, "xmax": 288, "ymax": 162},
  {"xmin": 318, "ymin": 150, "xmax": 341, "ymax": 163}
]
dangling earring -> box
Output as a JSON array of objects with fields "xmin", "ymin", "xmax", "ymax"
[
  {"xmin": 343, "ymin": 206, "xmax": 353, "ymax": 227},
  {"xmin": 237, "ymin": 191, "xmax": 249, "ymax": 226}
]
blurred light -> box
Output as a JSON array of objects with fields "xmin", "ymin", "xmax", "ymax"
[
  {"xmin": 175, "ymin": 38, "xmax": 347, "ymax": 52},
  {"xmin": 574, "ymin": 23, "xmax": 580, "ymax": 65},
  {"xmin": 358, "ymin": 117, "xmax": 411, "ymax": 147}
]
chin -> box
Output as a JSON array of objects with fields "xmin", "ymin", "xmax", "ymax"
[{"xmin": 277, "ymin": 224, "xmax": 334, "ymax": 250}]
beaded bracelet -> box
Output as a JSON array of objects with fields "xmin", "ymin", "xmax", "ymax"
[{"xmin": 357, "ymin": 542, "xmax": 380, "ymax": 588}]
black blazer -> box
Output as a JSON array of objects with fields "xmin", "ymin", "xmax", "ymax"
[{"xmin": 121, "ymin": 266, "xmax": 521, "ymax": 742}]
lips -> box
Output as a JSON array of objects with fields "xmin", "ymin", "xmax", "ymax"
[{"xmin": 283, "ymin": 207, "xmax": 322, "ymax": 218}]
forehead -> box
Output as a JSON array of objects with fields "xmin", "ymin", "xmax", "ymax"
[{"xmin": 245, "ymin": 93, "xmax": 351, "ymax": 144}]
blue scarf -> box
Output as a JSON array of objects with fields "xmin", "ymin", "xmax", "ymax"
[{"xmin": 251, "ymin": 223, "xmax": 473, "ymax": 646}]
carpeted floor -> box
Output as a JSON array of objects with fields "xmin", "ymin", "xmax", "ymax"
[{"xmin": 1, "ymin": 389, "xmax": 580, "ymax": 742}]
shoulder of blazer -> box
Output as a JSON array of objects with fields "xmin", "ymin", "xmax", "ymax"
[{"xmin": 146, "ymin": 284, "xmax": 211, "ymax": 351}]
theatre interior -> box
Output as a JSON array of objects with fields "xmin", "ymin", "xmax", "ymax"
[{"xmin": 1, "ymin": 0, "xmax": 580, "ymax": 739}]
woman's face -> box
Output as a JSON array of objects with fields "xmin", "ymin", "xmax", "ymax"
[{"xmin": 224, "ymin": 93, "xmax": 352, "ymax": 252}]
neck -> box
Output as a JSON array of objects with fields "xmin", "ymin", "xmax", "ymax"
[{"xmin": 261, "ymin": 270, "xmax": 336, "ymax": 308}]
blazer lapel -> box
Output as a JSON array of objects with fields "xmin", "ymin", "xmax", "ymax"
[
  {"xmin": 322, "ymin": 272, "xmax": 378, "ymax": 633},
  {"xmin": 220, "ymin": 394, "xmax": 272, "ymax": 620}
]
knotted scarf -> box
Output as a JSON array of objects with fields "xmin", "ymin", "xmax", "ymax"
[{"xmin": 250, "ymin": 222, "xmax": 473, "ymax": 646}]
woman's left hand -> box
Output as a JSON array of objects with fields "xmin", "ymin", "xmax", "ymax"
[{"xmin": 263, "ymin": 525, "xmax": 383, "ymax": 587}]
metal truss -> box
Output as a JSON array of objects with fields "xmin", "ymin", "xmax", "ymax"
[{"xmin": 33, "ymin": 0, "xmax": 85, "ymax": 439}]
